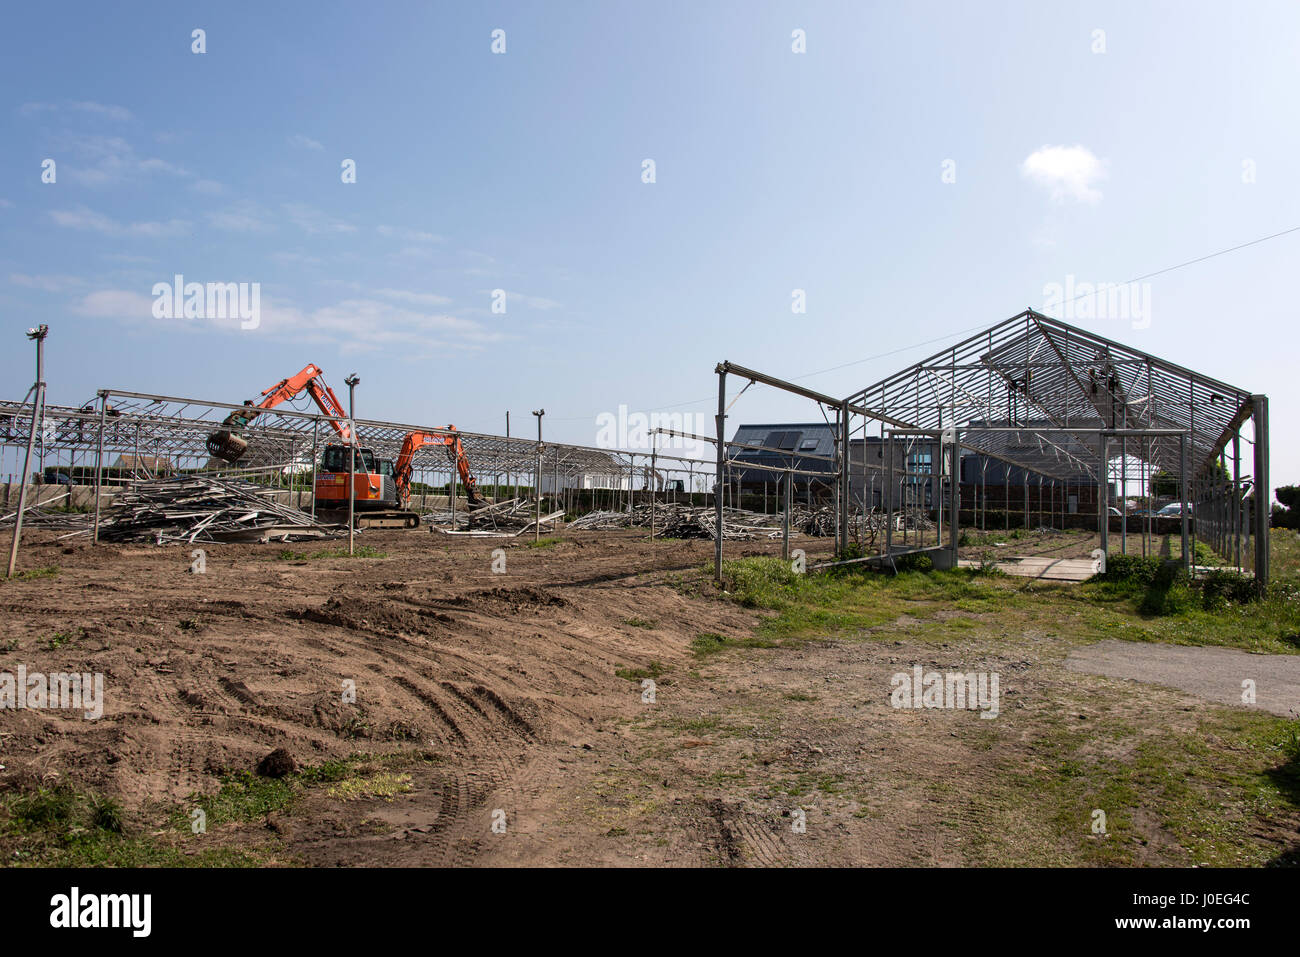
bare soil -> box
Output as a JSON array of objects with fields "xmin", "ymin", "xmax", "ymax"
[{"xmin": 0, "ymin": 526, "xmax": 1294, "ymax": 866}]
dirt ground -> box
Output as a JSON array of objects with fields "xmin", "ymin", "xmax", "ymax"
[{"xmin": 0, "ymin": 525, "xmax": 1293, "ymax": 866}]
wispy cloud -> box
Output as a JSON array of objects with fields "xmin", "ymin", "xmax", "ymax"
[
  {"xmin": 51, "ymin": 205, "xmax": 189, "ymax": 238},
  {"xmin": 49, "ymin": 132, "xmax": 192, "ymax": 187},
  {"xmin": 1021, "ymin": 145, "xmax": 1107, "ymax": 205},
  {"xmin": 377, "ymin": 225, "xmax": 444, "ymax": 243},
  {"xmin": 490, "ymin": 289, "xmax": 562, "ymax": 310},
  {"xmin": 8, "ymin": 273, "xmax": 85, "ymax": 292},
  {"xmin": 72, "ymin": 289, "xmax": 155, "ymax": 320},
  {"xmin": 374, "ymin": 288, "xmax": 452, "ymax": 307},
  {"xmin": 288, "ymin": 133, "xmax": 325, "ymax": 151},
  {"xmin": 20, "ymin": 100, "xmax": 133, "ymax": 122},
  {"xmin": 206, "ymin": 201, "xmax": 275, "ymax": 233},
  {"xmin": 283, "ymin": 202, "xmax": 355, "ymax": 235}
]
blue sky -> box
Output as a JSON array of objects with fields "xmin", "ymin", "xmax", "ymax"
[{"xmin": 1, "ymin": 1, "xmax": 1297, "ymax": 484}]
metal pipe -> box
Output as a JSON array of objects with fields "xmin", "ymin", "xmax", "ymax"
[
  {"xmin": 7, "ymin": 325, "xmax": 48, "ymax": 578},
  {"xmin": 714, "ymin": 368, "xmax": 726, "ymax": 581}
]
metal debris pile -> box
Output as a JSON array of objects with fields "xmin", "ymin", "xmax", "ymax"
[
  {"xmin": 98, "ymin": 475, "xmax": 344, "ymax": 544},
  {"xmin": 426, "ymin": 497, "xmax": 564, "ymax": 537}
]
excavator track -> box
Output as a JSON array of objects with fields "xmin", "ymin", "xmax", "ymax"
[{"xmin": 316, "ymin": 508, "xmax": 420, "ymax": 530}]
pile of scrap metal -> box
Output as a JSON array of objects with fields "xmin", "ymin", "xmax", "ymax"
[
  {"xmin": 96, "ymin": 475, "xmax": 344, "ymax": 544},
  {"xmin": 427, "ymin": 497, "xmax": 564, "ymax": 537}
]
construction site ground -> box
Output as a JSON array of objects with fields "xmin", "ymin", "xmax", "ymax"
[{"xmin": 1, "ymin": 525, "xmax": 1297, "ymax": 867}]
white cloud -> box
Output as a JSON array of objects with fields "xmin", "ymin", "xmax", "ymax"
[
  {"xmin": 492, "ymin": 289, "xmax": 562, "ymax": 310},
  {"xmin": 72, "ymin": 289, "xmax": 155, "ymax": 320},
  {"xmin": 50, "ymin": 205, "xmax": 189, "ymax": 238},
  {"xmin": 288, "ymin": 133, "xmax": 325, "ymax": 151},
  {"xmin": 282, "ymin": 203, "xmax": 354, "ymax": 235},
  {"xmin": 8, "ymin": 273, "xmax": 84, "ymax": 292},
  {"xmin": 50, "ymin": 133, "xmax": 193, "ymax": 187},
  {"xmin": 19, "ymin": 100, "xmax": 132, "ymax": 121},
  {"xmin": 1021, "ymin": 145, "xmax": 1107, "ymax": 204},
  {"xmin": 0, "ymin": 198, "xmax": 13, "ymax": 209},
  {"xmin": 374, "ymin": 288, "xmax": 452, "ymax": 307},
  {"xmin": 206, "ymin": 201, "xmax": 274, "ymax": 233},
  {"xmin": 377, "ymin": 225, "xmax": 444, "ymax": 243}
]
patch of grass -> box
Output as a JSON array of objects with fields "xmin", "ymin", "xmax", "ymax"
[
  {"xmin": 615, "ymin": 661, "xmax": 667, "ymax": 682},
  {"xmin": 525, "ymin": 536, "xmax": 561, "ymax": 549},
  {"xmin": 622, "ymin": 616, "xmax": 656, "ymax": 628},
  {"xmin": 691, "ymin": 631, "xmax": 779, "ymax": 659},
  {"xmin": 1, "ymin": 783, "xmax": 265, "ymax": 867},
  {"xmin": 44, "ymin": 628, "xmax": 82, "ymax": 651},
  {"xmin": 15, "ymin": 566, "xmax": 58, "ymax": 580},
  {"xmin": 326, "ymin": 771, "xmax": 413, "ymax": 801},
  {"xmin": 310, "ymin": 545, "xmax": 387, "ymax": 559}
]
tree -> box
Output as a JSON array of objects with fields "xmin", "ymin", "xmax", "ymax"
[{"xmin": 1274, "ymin": 485, "xmax": 1300, "ymax": 530}]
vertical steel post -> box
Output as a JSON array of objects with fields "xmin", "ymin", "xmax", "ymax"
[
  {"xmin": 92, "ymin": 392, "xmax": 107, "ymax": 545},
  {"xmin": 1179, "ymin": 433, "xmax": 1190, "ymax": 573},
  {"xmin": 839, "ymin": 401, "xmax": 850, "ymax": 556},
  {"xmin": 308, "ymin": 417, "xmax": 319, "ymax": 519},
  {"xmin": 344, "ymin": 374, "xmax": 359, "ymax": 556},
  {"xmin": 1232, "ymin": 433, "xmax": 1242, "ymax": 571},
  {"xmin": 1252, "ymin": 395, "xmax": 1269, "ymax": 588},
  {"xmin": 885, "ymin": 432, "xmax": 894, "ymax": 555},
  {"xmin": 1099, "ymin": 435, "xmax": 1110, "ymax": 560},
  {"xmin": 783, "ymin": 468, "xmax": 792, "ymax": 562},
  {"xmin": 714, "ymin": 368, "xmax": 726, "ymax": 581},
  {"xmin": 532, "ymin": 409, "xmax": 544, "ymax": 542},
  {"xmin": 7, "ymin": 326, "xmax": 48, "ymax": 578}
]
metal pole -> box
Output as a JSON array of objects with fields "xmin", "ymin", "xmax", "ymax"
[
  {"xmin": 839, "ymin": 401, "xmax": 850, "ymax": 556},
  {"xmin": 783, "ymin": 468, "xmax": 792, "ymax": 561},
  {"xmin": 532, "ymin": 409, "xmax": 544, "ymax": 542},
  {"xmin": 714, "ymin": 367, "xmax": 726, "ymax": 581},
  {"xmin": 1179, "ymin": 433, "xmax": 1190, "ymax": 573},
  {"xmin": 1099, "ymin": 435, "xmax": 1109, "ymax": 560},
  {"xmin": 309, "ymin": 417, "xmax": 319, "ymax": 521},
  {"xmin": 1251, "ymin": 395, "xmax": 1269, "ymax": 588},
  {"xmin": 1233, "ymin": 433, "xmax": 1242, "ymax": 571},
  {"xmin": 7, "ymin": 325, "xmax": 48, "ymax": 578},
  {"xmin": 92, "ymin": 392, "xmax": 107, "ymax": 545},
  {"xmin": 650, "ymin": 441, "xmax": 657, "ymax": 541},
  {"xmin": 345, "ymin": 374, "xmax": 359, "ymax": 556}
]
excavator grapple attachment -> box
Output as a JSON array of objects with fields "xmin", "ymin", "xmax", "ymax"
[{"xmin": 206, "ymin": 430, "xmax": 249, "ymax": 462}]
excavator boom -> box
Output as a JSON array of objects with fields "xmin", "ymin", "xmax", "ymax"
[
  {"xmin": 393, "ymin": 427, "xmax": 486, "ymax": 510},
  {"xmin": 207, "ymin": 363, "xmax": 353, "ymax": 461}
]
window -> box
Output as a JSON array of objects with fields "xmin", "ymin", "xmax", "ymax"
[
  {"xmin": 763, "ymin": 430, "xmax": 803, "ymax": 451},
  {"xmin": 799, "ymin": 438, "xmax": 819, "ymax": 451},
  {"xmin": 322, "ymin": 445, "xmax": 378, "ymax": 473}
]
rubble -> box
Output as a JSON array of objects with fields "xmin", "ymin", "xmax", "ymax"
[{"xmin": 96, "ymin": 474, "xmax": 345, "ymax": 544}]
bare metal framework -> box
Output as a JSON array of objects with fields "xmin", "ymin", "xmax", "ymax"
[
  {"xmin": 0, "ymin": 388, "xmax": 719, "ymax": 518},
  {"xmin": 715, "ymin": 309, "xmax": 1269, "ymax": 584}
]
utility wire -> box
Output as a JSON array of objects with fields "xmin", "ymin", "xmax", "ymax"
[{"xmin": 550, "ymin": 223, "xmax": 1300, "ymax": 424}]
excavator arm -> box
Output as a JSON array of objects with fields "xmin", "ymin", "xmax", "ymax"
[
  {"xmin": 207, "ymin": 364, "xmax": 353, "ymax": 461},
  {"xmin": 393, "ymin": 427, "xmax": 486, "ymax": 510}
]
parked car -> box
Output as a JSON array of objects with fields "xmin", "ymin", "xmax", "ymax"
[{"xmin": 1155, "ymin": 502, "xmax": 1191, "ymax": 517}]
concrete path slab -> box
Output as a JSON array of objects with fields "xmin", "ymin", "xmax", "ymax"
[
  {"xmin": 958, "ymin": 556, "xmax": 1096, "ymax": 581},
  {"xmin": 1065, "ymin": 640, "xmax": 1300, "ymax": 717}
]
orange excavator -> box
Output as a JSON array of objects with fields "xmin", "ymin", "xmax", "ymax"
[
  {"xmin": 390, "ymin": 429, "xmax": 487, "ymax": 512},
  {"xmin": 207, "ymin": 364, "xmax": 486, "ymax": 528}
]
